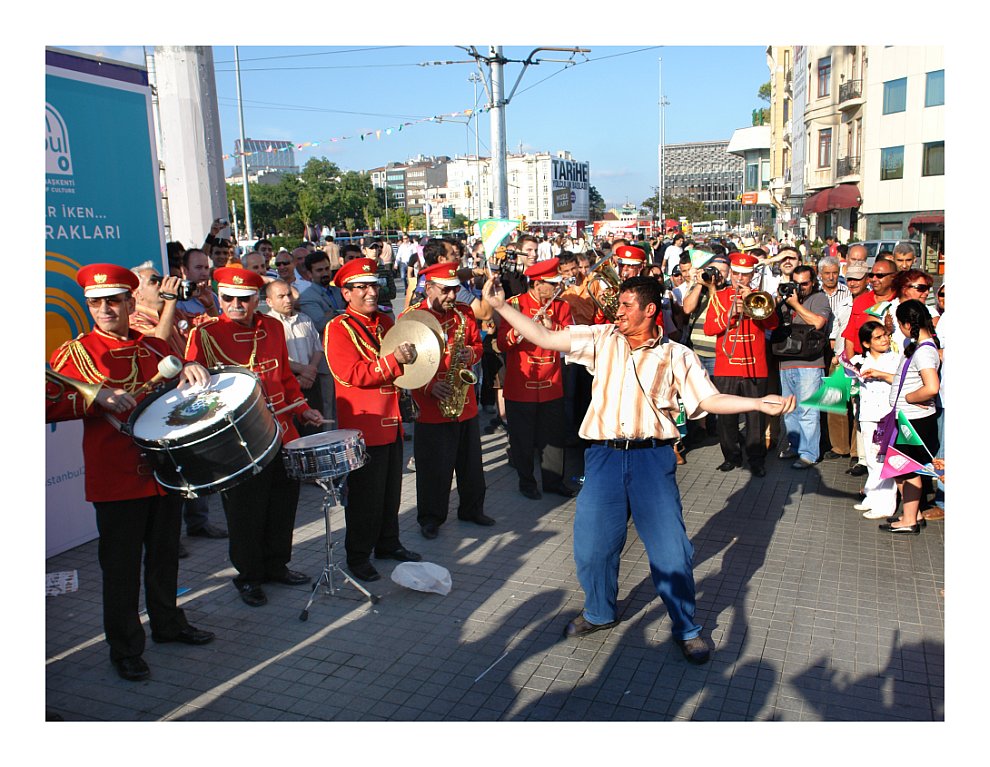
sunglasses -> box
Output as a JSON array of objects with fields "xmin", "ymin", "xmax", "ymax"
[
  {"xmin": 906, "ymin": 284, "xmax": 931, "ymax": 292},
  {"xmin": 868, "ymin": 272, "xmax": 894, "ymax": 279},
  {"xmin": 274, "ymin": 260, "xmax": 292, "ymax": 267},
  {"xmin": 85, "ymin": 295, "xmax": 127, "ymax": 307},
  {"xmin": 219, "ymin": 294, "xmax": 254, "ymax": 303}
]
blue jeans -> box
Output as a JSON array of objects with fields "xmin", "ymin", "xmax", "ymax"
[
  {"xmin": 573, "ymin": 443, "xmax": 701, "ymax": 640},
  {"xmin": 779, "ymin": 366, "xmax": 824, "ymax": 463}
]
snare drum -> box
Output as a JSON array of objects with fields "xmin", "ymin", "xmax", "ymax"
[
  {"xmin": 282, "ymin": 429, "xmax": 367, "ymax": 481},
  {"xmin": 129, "ymin": 367, "xmax": 280, "ymax": 497}
]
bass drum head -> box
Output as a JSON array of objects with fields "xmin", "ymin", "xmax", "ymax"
[{"xmin": 130, "ymin": 368, "xmax": 259, "ymax": 442}]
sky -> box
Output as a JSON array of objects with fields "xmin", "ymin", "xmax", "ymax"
[{"xmin": 64, "ymin": 44, "xmax": 770, "ymax": 211}]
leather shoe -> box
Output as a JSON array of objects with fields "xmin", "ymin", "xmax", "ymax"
[
  {"xmin": 236, "ymin": 582, "xmax": 267, "ymax": 607},
  {"xmin": 878, "ymin": 522, "xmax": 921, "ymax": 535},
  {"xmin": 421, "ymin": 523, "xmax": 439, "ymax": 539},
  {"xmin": 563, "ymin": 614, "xmax": 618, "ymax": 638},
  {"xmin": 823, "ymin": 450, "xmax": 849, "ymax": 460},
  {"xmin": 349, "ymin": 561, "xmax": 381, "ymax": 582},
  {"xmin": 458, "ymin": 512, "xmax": 496, "ymax": 526},
  {"xmin": 750, "ymin": 465, "xmax": 766, "ymax": 478},
  {"xmin": 187, "ymin": 523, "xmax": 228, "ymax": 539},
  {"xmin": 152, "ymin": 626, "xmax": 215, "ymax": 645},
  {"xmin": 376, "ymin": 547, "xmax": 422, "ymax": 562},
  {"xmin": 520, "ymin": 487, "xmax": 542, "ymax": 500},
  {"xmin": 716, "ymin": 460, "xmax": 741, "ymax": 472},
  {"xmin": 267, "ymin": 569, "xmax": 311, "ymax": 586},
  {"xmin": 791, "ymin": 458, "xmax": 815, "ymax": 470},
  {"xmin": 845, "ymin": 464, "xmax": 868, "ymax": 477},
  {"xmin": 675, "ymin": 636, "xmax": 711, "ymax": 665},
  {"xmin": 778, "ymin": 449, "xmax": 798, "ymax": 460},
  {"xmin": 113, "ymin": 656, "xmax": 151, "ymax": 682}
]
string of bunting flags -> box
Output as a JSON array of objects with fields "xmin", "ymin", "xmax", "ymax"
[{"xmin": 221, "ymin": 107, "xmax": 486, "ymax": 162}]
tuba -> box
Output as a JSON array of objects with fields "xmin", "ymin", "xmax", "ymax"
[{"xmin": 586, "ymin": 250, "xmax": 622, "ymax": 322}]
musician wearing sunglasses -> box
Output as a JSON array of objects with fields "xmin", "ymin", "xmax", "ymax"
[
  {"xmin": 497, "ymin": 257, "xmax": 576, "ymax": 501},
  {"xmin": 47, "ymin": 264, "xmax": 215, "ymax": 682},
  {"xmin": 324, "ymin": 258, "xmax": 422, "ymax": 583},
  {"xmin": 185, "ymin": 267, "xmax": 324, "ymax": 608},
  {"xmin": 483, "ymin": 273, "xmax": 795, "ymax": 664}
]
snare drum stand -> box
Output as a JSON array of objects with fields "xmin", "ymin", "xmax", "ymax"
[{"xmin": 299, "ymin": 474, "xmax": 380, "ymax": 621}]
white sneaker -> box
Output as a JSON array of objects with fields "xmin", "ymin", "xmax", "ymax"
[
  {"xmin": 862, "ymin": 509, "xmax": 889, "ymax": 519},
  {"xmin": 853, "ymin": 503, "xmax": 871, "ymax": 512}
]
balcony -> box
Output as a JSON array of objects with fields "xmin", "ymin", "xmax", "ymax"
[
  {"xmin": 838, "ymin": 79, "xmax": 864, "ymax": 110},
  {"xmin": 836, "ymin": 155, "xmax": 861, "ymax": 178}
]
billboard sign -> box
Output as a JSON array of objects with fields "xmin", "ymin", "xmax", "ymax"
[{"xmin": 551, "ymin": 158, "xmax": 589, "ymax": 220}]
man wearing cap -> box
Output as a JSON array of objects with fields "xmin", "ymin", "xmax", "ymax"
[
  {"xmin": 497, "ymin": 257, "xmax": 576, "ymax": 500},
  {"xmin": 185, "ymin": 266, "xmax": 324, "ymax": 607},
  {"xmin": 589, "ymin": 245, "xmax": 646, "ymax": 324},
  {"xmin": 404, "ymin": 262, "xmax": 494, "ymax": 539},
  {"xmin": 482, "ymin": 273, "xmax": 795, "ymax": 664},
  {"xmin": 324, "ymin": 258, "xmax": 422, "ymax": 583},
  {"xmin": 47, "ymin": 264, "xmax": 215, "ymax": 682},
  {"xmin": 704, "ymin": 251, "xmax": 779, "ymax": 477}
]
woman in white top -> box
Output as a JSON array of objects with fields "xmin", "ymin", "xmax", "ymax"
[
  {"xmin": 879, "ymin": 299, "xmax": 941, "ymax": 535},
  {"xmin": 850, "ymin": 321, "xmax": 900, "ymax": 519}
]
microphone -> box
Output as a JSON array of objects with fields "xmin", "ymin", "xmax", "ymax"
[{"xmin": 135, "ymin": 355, "xmax": 184, "ymax": 395}]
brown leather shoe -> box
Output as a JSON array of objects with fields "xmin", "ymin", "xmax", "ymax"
[
  {"xmin": 563, "ymin": 614, "xmax": 618, "ymax": 638},
  {"xmin": 675, "ymin": 636, "xmax": 711, "ymax": 664}
]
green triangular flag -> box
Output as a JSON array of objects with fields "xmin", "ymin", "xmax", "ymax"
[
  {"xmin": 801, "ymin": 367, "xmax": 851, "ymax": 413},
  {"xmin": 895, "ymin": 410, "xmax": 925, "ymax": 446},
  {"xmin": 688, "ymin": 248, "xmax": 714, "ymax": 269}
]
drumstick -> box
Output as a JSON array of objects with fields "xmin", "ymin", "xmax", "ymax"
[{"xmin": 271, "ymin": 400, "xmax": 308, "ymax": 417}]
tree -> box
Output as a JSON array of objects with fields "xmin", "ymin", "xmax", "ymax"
[
  {"xmin": 758, "ymin": 81, "xmax": 771, "ymax": 103},
  {"xmin": 641, "ymin": 190, "xmax": 660, "ymax": 220},
  {"xmin": 662, "ymin": 195, "xmax": 706, "ymax": 222},
  {"xmin": 589, "ymin": 185, "xmax": 606, "ymax": 221}
]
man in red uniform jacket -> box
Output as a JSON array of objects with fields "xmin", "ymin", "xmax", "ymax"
[
  {"xmin": 324, "ymin": 258, "xmax": 421, "ymax": 582},
  {"xmin": 47, "ymin": 264, "xmax": 214, "ymax": 681},
  {"xmin": 497, "ymin": 257, "xmax": 576, "ymax": 499},
  {"xmin": 185, "ymin": 267, "xmax": 323, "ymax": 607},
  {"xmin": 402, "ymin": 262, "xmax": 494, "ymax": 539},
  {"xmin": 703, "ymin": 251, "xmax": 779, "ymax": 477}
]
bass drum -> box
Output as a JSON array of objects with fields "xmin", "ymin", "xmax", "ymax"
[{"xmin": 128, "ymin": 367, "xmax": 280, "ymax": 497}]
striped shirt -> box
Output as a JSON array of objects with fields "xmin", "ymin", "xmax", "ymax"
[
  {"xmin": 822, "ymin": 283, "xmax": 852, "ymax": 342},
  {"xmin": 567, "ymin": 324, "xmax": 719, "ymax": 441}
]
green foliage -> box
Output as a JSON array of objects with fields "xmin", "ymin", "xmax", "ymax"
[
  {"xmin": 589, "ymin": 185, "xmax": 606, "ymax": 220},
  {"xmin": 758, "ymin": 81, "xmax": 771, "ymax": 103}
]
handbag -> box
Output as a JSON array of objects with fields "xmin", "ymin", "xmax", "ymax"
[{"xmin": 770, "ymin": 322, "xmax": 828, "ymax": 360}]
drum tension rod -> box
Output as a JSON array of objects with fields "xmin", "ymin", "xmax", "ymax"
[{"xmin": 226, "ymin": 412, "xmax": 262, "ymax": 474}]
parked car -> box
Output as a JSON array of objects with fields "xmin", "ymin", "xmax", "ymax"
[{"xmin": 856, "ymin": 239, "xmax": 920, "ymax": 266}]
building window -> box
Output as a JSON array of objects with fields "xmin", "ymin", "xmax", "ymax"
[
  {"xmin": 746, "ymin": 161, "xmax": 759, "ymax": 191},
  {"xmin": 880, "ymin": 146, "xmax": 904, "ymax": 180},
  {"xmin": 883, "ymin": 78, "xmax": 907, "ymax": 114},
  {"xmin": 923, "ymin": 141, "xmax": 944, "ymax": 176},
  {"xmin": 925, "ymin": 70, "xmax": 944, "ymax": 107},
  {"xmin": 818, "ymin": 129, "xmax": 832, "ymax": 168},
  {"xmin": 817, "ymin": 57, "xmax": 831, "ymax": 98}
]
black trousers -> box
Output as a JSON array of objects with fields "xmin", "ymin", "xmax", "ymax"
[
  {"xmin": 713, "ymin": 375, "xmax": 769, "ymax": 467},
  {"xmin": 505, "ymin": 398, "xmax": 567, "ymax": 493},
  {"xmin": 93, "ymin": 494, "xmax": 189, "ymax": 661},
  {"xmin": 220, "ymin": 451, "xmax": 300, "ymax": 587},
  {"xmin": 413, "ymin": 417, "xmax": 486, "ymax": 527},
  {"xmin": 344, "ymin": 434, "xmax": 403, "ymax": 566}
]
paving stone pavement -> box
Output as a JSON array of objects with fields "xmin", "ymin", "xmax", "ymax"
[{"xmin": 44, "ymin": 425, "xmax": 944, "ymax": 722}]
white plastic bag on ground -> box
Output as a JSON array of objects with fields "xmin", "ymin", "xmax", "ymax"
[{"xmin": 390, "ymin": 562, "xmax": 452, "ymax": 595}]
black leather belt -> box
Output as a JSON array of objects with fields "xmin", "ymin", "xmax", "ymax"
[{"xmin": 592, "ymin": 438, "xmax": 676, "ymax": 450}]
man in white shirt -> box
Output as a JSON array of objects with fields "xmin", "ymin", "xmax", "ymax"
[{"xmin": 265, "ymin": 279, "xmax": 325, "ymax": 429}]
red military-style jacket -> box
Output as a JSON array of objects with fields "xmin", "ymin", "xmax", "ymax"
[
  {"xmin": 497, "ymin": 290, "xmax": 573, "ymax": 403},
  {"xmin": 401, "ymin": 303, "xmax": 483, "ymax": 424},
  {"xmin": 324, "ymin": 307, "xmax": 404, "ymax": 447},
  {"xmin": 184, "ymin": 312, "xmax": 307, "ymax": 443},
  {"xmin": 704, "ymin": 285, "xmax": 778, "ymax": 378},
  {"xmin": 46, "ymin": 329, "xmax": 171, "ymax": 502}
]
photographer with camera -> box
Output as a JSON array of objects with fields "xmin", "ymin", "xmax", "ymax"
[{"xmin": 773, "ymin": 264, "xmax": 832, "ymax": 469}]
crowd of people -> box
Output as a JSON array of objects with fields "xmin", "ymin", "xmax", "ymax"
[{"xmin": 46, "ymin": 219, "xmax": 943, "ymax": 682}]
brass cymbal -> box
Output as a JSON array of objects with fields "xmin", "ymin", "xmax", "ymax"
[
  {"xmin": 381, "ymin": 319, "xmax": 442, "ymax": 389},
  {"xmin": 397, "ymin": 309, "xmax": 445, "ymax": 348}
]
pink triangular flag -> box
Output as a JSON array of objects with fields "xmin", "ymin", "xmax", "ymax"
[{"xmin": 880, "ymin": 445, "xmax": 929, "ymax": 480}]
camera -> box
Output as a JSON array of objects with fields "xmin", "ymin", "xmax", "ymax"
[
  {"xmin": 778, "ymin": 282, "xmax": 797, "ymax": 299},
  {"xmin": 176, "ymin": 279, "xmax": 197, "ymax": 301},
  {"xmin": 701, "ymin": 266, "xmax": 720, "ymax": 284}
]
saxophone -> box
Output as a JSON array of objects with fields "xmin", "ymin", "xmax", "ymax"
[{"xmin": 438, "ymin": 308, "xmax": 478, "ymax": 419}]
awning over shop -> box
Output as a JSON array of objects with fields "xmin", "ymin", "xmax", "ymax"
[
  {"xmin": 908, "ymin": 215, "xmax": 944, "ymax": 229},
  {"xmin": 802, "ymin": 183, "xmax": 861, "ymax": 214}
]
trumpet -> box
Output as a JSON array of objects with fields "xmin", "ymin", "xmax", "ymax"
[
  {"xmin": 725, "ymin": 288, "xmax": 777, "ymax": 358},
  {"xmin": 531, "ymin": 276, "xmax": 576, "ymax": 325},
  {"xmin": 46, "ymin": 368, "xmax": 103, "ymax": 407}
]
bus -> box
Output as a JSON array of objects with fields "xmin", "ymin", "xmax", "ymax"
[
  {"xmin": 690, "ymin": 221, "xmax": 713, "ymax": 234},
  {"xmin": 712, "ymin": 219, "xmax": 729, "ymax": 233}
]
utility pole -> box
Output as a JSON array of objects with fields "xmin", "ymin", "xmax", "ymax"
[
  {"xmin": 658, "ymin": 57, "xmax": 669, "ymax": 234},
  {"xmin": 234, "ymin": 46, "xmax": 253, "ymax": 243}
]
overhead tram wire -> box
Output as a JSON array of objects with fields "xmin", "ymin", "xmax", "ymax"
[{"xmin": 213, "ymin": 46, "xmax": 406, "ymax": 64}]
